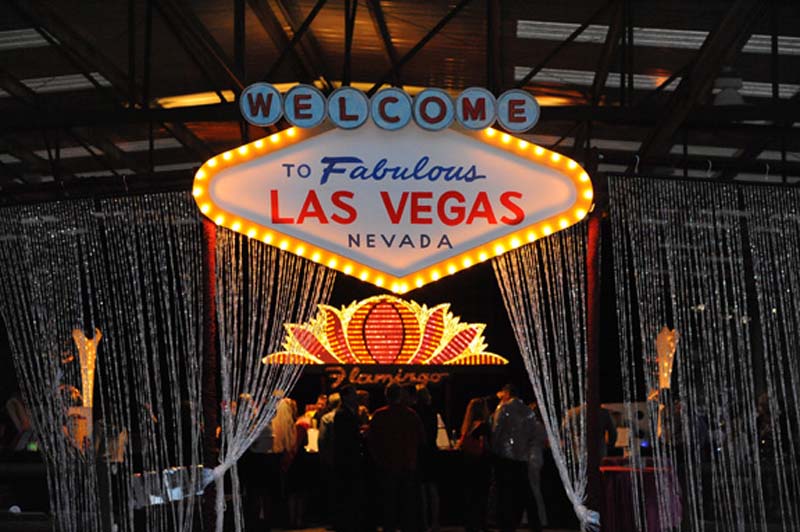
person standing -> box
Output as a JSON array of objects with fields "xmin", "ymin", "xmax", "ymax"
[
  {"xmin": 458, "ymin": 397, "xmax": 491, "ymax": 532},
  {"xmin": 491, "ymin": 384, "xmax": 542, "ymax": 532},
  {"xmin": 367, "ymin": 383, "xmax": 426, "ymax": 532},
  {"xmin": 333, "ymin": 386, "xmax": 364, "ymax": 532},
  {"xmin": 414, "ymin": 385, "xmax": 441, "ymax": 532},
  {"xmin": 317, "ymin": 393, "xmax": 340, "ymax": 522},
  {"xmin": 527, "ymin": 402, "xmax": 548, "ymax": 527}
]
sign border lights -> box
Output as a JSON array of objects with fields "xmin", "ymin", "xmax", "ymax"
[{"xmin": 192, "ymin": 122, "xmax": 594, "ymax": 293}]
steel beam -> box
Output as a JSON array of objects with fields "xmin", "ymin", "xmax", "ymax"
[
  {"xmin": 8, "ymin": 0, "xmax": 212, "ymax": 161},
  {"xmin": 266, "ymin": 0, "xmax": 333, "ymax": 89},
  {"xmin": 599, "ymin": 148, "xmax": 800, "ymax": 178},
  {"xmin": 0, "ymin": 68, "xmax": 147, "ymax": 176},
  {"xmin": 636, "ymin": 0, "xmax": 768, "ymax": 160},
  {"xmin": 343, "ymin": 0, "xmax": 357, "ymax": 86},
  {"xmin": 154, "ymin": 0, "xmax": 244, "ymax": 93},
  {"xmin": 0, "ymin": 169, "xmax": 195, "ymax": 206},
  {"xmin": 487, "ymin": 0, "xmax": 502, "ymax": 94},
  {"xmin": 247, "ymin": 0, "xmax": 317, "ymax": 83},
  {"xmin": 365, "ymin": 0, "xmax": 402, "ymax": 87},
  {"xmin": 4, "ymin": 102, "xmax": 800, "ymax": 135},
  {"xmin": 515, "ymin": 0, "xmax": 615, "ymax": 90},
  {"xmin": 367, "ymin": 0, "xmax": 474, "ymax": 96},
  {"xmin": 574, "ymin": 0, "xmax": 624, "ymax": 160}
]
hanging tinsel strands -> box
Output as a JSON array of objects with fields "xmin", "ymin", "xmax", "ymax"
[
  {"xmin": 211, "ymin": 228, "xmax": 336, "ymax": 532},
  {"xmin": 493, "ymin": 223, "xmax": 599, "ymax": 532},
  {"xmin": 743, "ymin": 186, "xmax": 800, "ymax": 531},
  {"xmin": 0, "ymin": 193, "xmax": 206, "ymax": 532},
  {"xmin": 90, "ymin": 193, "xmax": 205, "ymax": 532},
  {"xmin": 0, "ymin": 200, "xmax": 103, "ymax": 532},
  {"xmin": 610, "ymin": 176, "xmax": 800, "ymax": 532}
]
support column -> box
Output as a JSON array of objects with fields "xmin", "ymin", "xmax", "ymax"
[
  {"xmin": 585, "ymin": 158, "xmax": 605, "ymax": 519},
  {"xmin": 201, "ymin": 217, "xmax": 219, "ymax": 531}
]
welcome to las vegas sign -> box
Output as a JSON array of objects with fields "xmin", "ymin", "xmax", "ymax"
[{"xmin": 191, "ymin": 84, "xmax": 594, "ymax": 293}]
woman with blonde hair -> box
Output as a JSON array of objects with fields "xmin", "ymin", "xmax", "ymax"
[
  {"xmin": 458, "ymin": 397, "xmax": 491, "ymax": 532},
  {"xmin": 272, "ymin": 398, "xmax": 297, "ymax": 458}
]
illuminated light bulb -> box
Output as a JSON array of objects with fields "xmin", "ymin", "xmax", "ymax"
[
  {"xmin": 579, "ymin": 172, "xmax": 590, "ymax": 182},
  {"xmin": 447, "ymin": 264, "xmax": 457, "ymax": 275},
  {"xmin": 360, "ymin": 271, "xmax": 368, "ymax": 281},
  {"xmin": 478, "ymin": 252, "xmax": 488, "ymax": 262},
  {"xmin": 247, "ymin": 228, "xmax": 256, "ymax": 238},
  {"xmin": 494, "ymin": 244, "xmax": 505, "ymax": 256},
  {"xmin": 223, "ymin": 151, "xmax": 232, "ymax": 161},
  {"xmin": 568, "ymin": 160, "xmax": 577, "ymax": 169},
  {"xmin": 311, "ymin": 252, "xmax": 321, "ymax": 262},
  {"xmin": 192, "ymin": 187, "xmax": 203, "ymax": 197},
  {"xmin": 270, "ymin": 134, "xmax": 280, "ymax": 144},
  {"xmin": 501, "ymin": 134, "xmax": 511, "ymax": 144},
  {"xmin": 518, "ymin": 140, "xmax": 528, "ymax": 149},
  {"xmin": 399, "ymin": 283, "xmax": 408, "ymax": 293},
  {"xmin": 391, "ymin": 283, "xmax": 400, "ymax": 293},
  {"xmin": 208, "ymin": 158, "xmax": 218, "ymax": 167},
  {"xmin": 527, "ymin": 231, "xmax": 536, "ymax": 242},
  {"xmin": 238, "ymin": 146, "xmax": 248, "ymax": 155},
  {"xmin": 431, "ymin": 271, "xmax": 441, "ymax": 281},
  {"xmin": 485, "ymin": 128, "xmax": 496, "ymax": 137},
  {"xmin": 534, "ymin": 146, "xmax": 544, "ymax": 156},
  {"xmin": 214, "ymin": 215, "xmax": 225, "ymax": 225},
  {"xmin": 263, "ymin": 233, "xmax": 273, "ymax": 244},
  {"xmin": 510, "ymin": 237, "xmax": 521, "ymax": 248},
  {"xmin": 375, "ymin": 277, "xmax": 384, "ymax": 287},
  {"xmin": 327, "ymin": 258, "xmax": 337, "ymax": 268},
  {"xmin": 344, "ymin": 265, "xmax": 353, "ymax": 275},
  {"xmin": 279, "ymin": 240, "xmax": 289, "ymax": 250},
  {"xmin": 415, "ymin": 278, "xmax": 424, "ymax": 288},
  {"xmin": 196, "ymin": 169, "xmax": 206, "ymax": 180},
  {"xmin": 286, "ymin": 127, "xmax": 296, "ymax": 137},
  {"xmin": 543, "ymin": 225, "xmax": 553, "ymax": 235},
  {"xmin": 558, "ymin": 218, "xmax": 568, "ymax": 229},
  {"xmin": 254, "ymin": 140, "xmax": 264, "ymax": 149},
  {"xmin": 583, "ymin": 189, "xmax": 594, "ymax": 200},
  {"xmin": 200, "ymin": 204, "xmax": 211, "ymax": 214},
  {"xmin": 576, "ymin": 208, "xmax": 587, "ymax": 219},
  {"xmin": 296, "ymin": 245, "xmax": 305, "ymax": 256},
  {"xmin": 551, "ymin": 153, "xmax": 561, "ymax": 162},
  {"xmin": 232, "ymin": 221, "xmax": 242, "ymax": 231},
  {"xmin": 462, "ymin": 257, "xmax": 473, "ymax": 268}
]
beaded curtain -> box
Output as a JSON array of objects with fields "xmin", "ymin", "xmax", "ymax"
[
  {"xmin": 0, "ymin": 193, "xmax": 204, "ymax": 532},
  {"xmin": 211, "ymin": 227, "xmax": 336, "ymax": 532},
  {"xmin": 610, "ymin": 177, "xmax": 800, "ymax": 531},
  {"xmin": 493, "ymin": 223, "xmax": 599, "ymax": 531}
]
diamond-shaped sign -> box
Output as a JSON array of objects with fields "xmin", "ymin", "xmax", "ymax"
[{"xmin": 192, "ymin": 122, "xmax": 593, "ymax": 292}]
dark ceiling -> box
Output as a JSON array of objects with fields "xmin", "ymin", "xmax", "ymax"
[{"xmin": 1, "ymin": 0, "xmax": 799, "ymax": 204}]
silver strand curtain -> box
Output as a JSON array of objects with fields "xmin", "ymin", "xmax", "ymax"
[
  {"xmin": 0, "ymin": 200, "xmax": 103, "ymax": 532},
  {"xmin": 0, "ymin": 193, "xmax": 205, "ymax": 532},
  {"xmin": 493, "ymin": 223, "xmax": 599, "ymax": 531},
  {"xmin": 212, "ymin": 227, "xmax": 336, "ymax": 532},
  {"xmin": 742, "ymin": 186, "xmax": 800, "ymax": 530},
  {"xmin": 610, "ymin": 176, "xmax": 800, "ymax": 532}
]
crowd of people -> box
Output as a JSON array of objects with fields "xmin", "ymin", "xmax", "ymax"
[{"xmin": 241, "ymin": 382, "xmax": 550, "ymax": 532}]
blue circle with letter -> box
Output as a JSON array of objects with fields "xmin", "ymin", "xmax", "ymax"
[
  {"xmin": 240, "ymin": 82, "xmax": 283, "ymax": 127},
  {"xmin": 496, "ymin": 89, "xmax": 539, "ymax": 132},
  {"xmin": 327, "ymin": 87, "xmax": 369, "ymax": 129},
  {"xmin": 413, "ymin": 88, "xmax": 455, "ymax": 131},
  {"xmin": 370, "ymin": 88, "xmax": 412, "ymax": 131},
  {"xmin": 284, "ymin": 84, "xmax": 326, "ymax": 128},
  {"xmin": 456, "ymin": 87, "xmax": 496, "ymax": 130}
]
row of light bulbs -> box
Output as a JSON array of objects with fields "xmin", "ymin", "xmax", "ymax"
[{"xmin": 192, "ymin": 126, "xmax": 594, "ymax": 293}]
